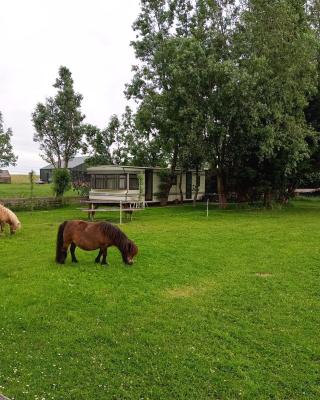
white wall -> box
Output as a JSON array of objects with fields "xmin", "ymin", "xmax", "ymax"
[{"xmin": 153, "ymin": 171, "xmax": 205, "ymax": 202}]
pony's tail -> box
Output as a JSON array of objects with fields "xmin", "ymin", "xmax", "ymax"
[{"xmin": 56, "ymin": 221, "xmax": 68, "ymax": 263}]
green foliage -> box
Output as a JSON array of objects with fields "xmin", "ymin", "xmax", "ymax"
[
  {"xmin": 127, "ymin": 6, "xmax": 208, "ymax": 184},
  {"xmin": 72, "ymin": 180, "xmax": 90, "ymax": 197},
  {"xmin": 29, "ymin": 170, "xmax": 35, "ymax": 211},
  {"xmin": 124, "ymin": 0, "xmax": 318, "ymax": 204},
  {"xmin": 32, "ymin": 66, "xmax": 85, "ymax": 168},
  {"xmin": 82, "ymin": 123, "xmax": 113, "ymax": 166},
  {"xmin": 137, "ymin": 173, "xmax": 144, "ymax": 201},
  {"xmin": 29, "ymin": 170, "xmax": 35, "ymax": 191},
  {"xmin": 0, "ymin": 112, "xmax": 17, "ymax": 167},
  {"xmin": 84, "ymin": 108, "xmax": 135, "ymax": 166},
  {"xmin": 52, "ymin": 168, "xmax": 71, "ymax": 197}
]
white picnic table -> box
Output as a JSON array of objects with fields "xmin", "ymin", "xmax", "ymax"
[{"xmin": 78, "ymin": 199, "xmax": 145, "ymax": 223}]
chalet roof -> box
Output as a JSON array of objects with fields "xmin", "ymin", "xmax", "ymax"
[
  {"xmin": 87, "ymin": 165, "xmax": 206, "ymax": 174},
  {"xmin": 0, "ymin": 170, "xmax": 10, "ymax": 178},
  {"xmin": 87, "ymin": 165, "xmax": 152, "ymax": 173},
  {"xmin": 41, "ymin": 156, "xmax": 88, "ymax": 170}
]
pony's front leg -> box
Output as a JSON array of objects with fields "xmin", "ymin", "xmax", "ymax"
[
  {"xmin": 59, "ymin": 242, "xmax": 70, "ymax": 264},
  {"xmin": 70, "ymin": 242, "xmax": 78, "ymax": 263},
  {"xmin": 95, "ymin": 250, "xmax": 102, "ymax": 263},
  {"xmin": 58, "ymin": 247, "xmax": 68, "ymax": 264},
  {"xmin": 0, "ymin": 222, "xmax": 4, "ymax": 233}
]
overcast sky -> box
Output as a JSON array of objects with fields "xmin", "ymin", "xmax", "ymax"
[{"xmin": 0, "ymin": 0, "xmax": 141, "ymax": 173}]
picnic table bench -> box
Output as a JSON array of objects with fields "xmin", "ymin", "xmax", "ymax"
[{"xmin": 78, "ymin": 200, "xmax": 145, "ymax": 223}]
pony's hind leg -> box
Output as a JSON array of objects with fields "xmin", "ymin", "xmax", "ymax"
[
  {"xmin": 101, "ymin": 247, "xmax": 108, "ymax": 265},
  {"xmin": 70, "ymin": 242, "xmax": 78, "ymax": 263},
  {"xmin": 95, "ymin": 250, "xmax": 102, "ymax": 263}
]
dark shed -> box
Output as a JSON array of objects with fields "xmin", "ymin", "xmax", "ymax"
[{"xmin": 40, "ymin": 156, "xmax": 88, "ymax": 183}]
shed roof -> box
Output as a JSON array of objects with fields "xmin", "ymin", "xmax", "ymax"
[{"xmin": 41, "ymin": 156, "xmax": 88, "ymax": 170}]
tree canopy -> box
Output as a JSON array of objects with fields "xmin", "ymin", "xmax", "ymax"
[
  {"xmin": 0, "ymin": 112, "xmax": 17, "ymax": 168},
  {"xmin": 32, "ymin": 66, "xmax": 85, "ymax": 168},
  {"xmin": 121, "ymin": 0, "xmax": 319, "ymax": 204}
]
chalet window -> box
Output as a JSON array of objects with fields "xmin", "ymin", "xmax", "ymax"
[
  {"xmin": 129, "ymin": 174, "xmax": 139, "ymax": 190},
  {"xmin": 119, "ymin": 175, "xmax": 126, "ymax": 190},
  {"xmin": 106, "ymin": 175, "xmax": 115, "ymax": 190},
  {"xmin": 91, "ymin": 174, "xmax": 127, "ymax": 190},
  {"xmin": 93, "ymin": 175, "xmax": 106, "ymax": 189}
]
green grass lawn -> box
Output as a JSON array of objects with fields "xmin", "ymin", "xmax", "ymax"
[
  {"xmin": 0, "ymin": 201, "xmax": 319, "ymax": 399},
  {"xmin": 0, "ymin": 175, "xmax": 76, "ymax": 198}
]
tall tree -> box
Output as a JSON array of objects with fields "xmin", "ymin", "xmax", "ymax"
[
  {"xmin": 32, "ymin": 66, "xmax": 85, "ymax": 168},
  {"xmin": 82, "ymin": 124, "xmax": 114, "ymax": 166},
  {"xmin": 235, "ymin": 0, "xmax": 318, "ymax": 204},
  {"xmin": 83, "ymin": 108, "xmax": 136, "ymax": 167},
  {"xmin": 300, "ymin": 0, "xmax": 320, "ymax": 190},
  {"xmin": 125, "ymin": 0, "xmax": 317, "ymax": 205},
  {"xmin": 127, "ymin": 1, "xmax": 208, "ymax": 201},
  {"xmin": 0, "ymin": 112, "xmax": 17, "ymax": 167},
  {"xmin": 108, "ymin": 113, "xmax": 130, "ymax": 165},
  {"xmin": 127, "ymin": 0, "xmax": 177, "ymax": 178}
]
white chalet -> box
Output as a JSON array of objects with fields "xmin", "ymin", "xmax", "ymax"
[{"xmin": 87, "ymin": 165, "xmax": 205, "ymax": 203}]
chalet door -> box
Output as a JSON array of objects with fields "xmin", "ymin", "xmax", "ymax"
[
  {"xmin": 145, "ymin": 169, "xmax": 153, "ymax": 201},
  {"xmin": 186, "ymin": 172, "xmax": 192, "ymax": 199}
]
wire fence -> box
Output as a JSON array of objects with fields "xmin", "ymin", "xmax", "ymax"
[{"xmin": 200, "ymin": 199, "xmax": 266, "ymax": 218}]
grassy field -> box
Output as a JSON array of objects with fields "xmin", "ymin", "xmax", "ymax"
[
  {"xmin": 0, "ymin": 175, "xmax": 76, "ymax": 198},
  {"xmin": 0, "ymin": 201, "xmax": 319, "ymax": 399}
]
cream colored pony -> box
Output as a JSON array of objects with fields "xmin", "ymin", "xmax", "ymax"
[{"xmin": 0, "ymin": 204, "xmax": 21, "ymax": 234}]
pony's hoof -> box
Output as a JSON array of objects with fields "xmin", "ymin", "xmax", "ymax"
[{"xmin": 72, "ymin": 260, "xmax": 78, "ymax": 263}]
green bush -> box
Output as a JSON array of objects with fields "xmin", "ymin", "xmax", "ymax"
[{"xmin": 52, "ymin": 168, "xmax": 71, "ymax": 197}]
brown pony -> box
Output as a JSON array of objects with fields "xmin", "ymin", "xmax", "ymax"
[
  {"xmin": 56, "ymin": 220, "xmax": 138, "ymax": 266},
  {"xmin": 0, "ymin": 204, "xmax": 21, "ymax": 234}
]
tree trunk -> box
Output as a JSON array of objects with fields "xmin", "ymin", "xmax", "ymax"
[
  {"xmin": 63, "ymin": 158, "xmax": 69, "ymax": 169},
  {"xmin": 263, "ymin": 189, "xmax": 272, "ymax": 208},
  {"xmin": 217, "ymin": 171, "xmax": 227, "ymax": 209},
  {"xmin": 237, "ymin": 189, "xmax": 249, "ymax": 203},
  {"xmin": 193, "ymin": 166, "xmax": 200, "ymax": 207},
  {"xmin": 56, "ymin": 157, "xmax": 62, "ymax": 169},
  {"xmin": 179, "ymin": 171, "xmax": 183, "ymax": 203},
  {"xmin": 162, "ymin": 147, "xmax": 178, "ymax": 205}
]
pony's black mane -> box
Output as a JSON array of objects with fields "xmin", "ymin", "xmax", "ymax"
[{"xmin": 99, "ymin": 222, "xmax": 130, "ymax": 261}]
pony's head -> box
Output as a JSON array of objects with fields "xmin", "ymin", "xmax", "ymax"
[
  {"xmin": 11, "ymin": 220, "xmax": 21, "ymax": 234},
  {"xmin": 122, "ymin": 239, "xmax": 138, "ymax": 265}
]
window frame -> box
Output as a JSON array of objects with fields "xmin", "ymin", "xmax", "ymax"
[
  {"xmin": 91, "ymin": 174, "xmax": 128, "ymax": 190},
  {"xmin": 129, "ymin": 174, "xmax": 139, "ymax": 190}
]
